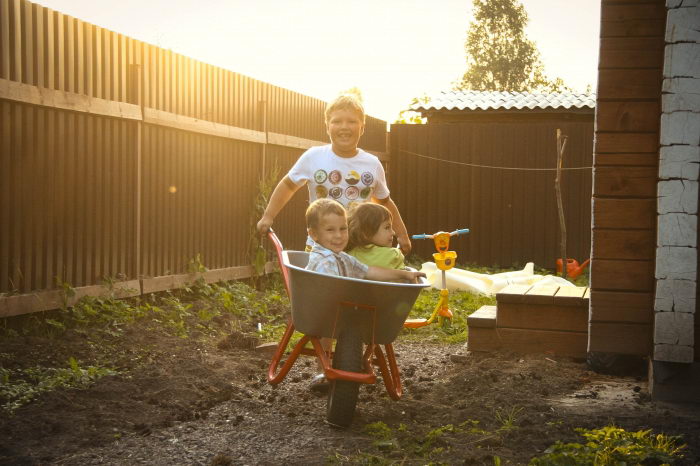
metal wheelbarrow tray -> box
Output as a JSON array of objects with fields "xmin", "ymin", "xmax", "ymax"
[{"xmin": 266, "ymin": 231, "xmax": 428, "ymax": 427}]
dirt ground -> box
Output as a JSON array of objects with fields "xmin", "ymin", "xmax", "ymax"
[{"xmin": 1, "ymin": 295, "xmax": 700, "ymax": 465}]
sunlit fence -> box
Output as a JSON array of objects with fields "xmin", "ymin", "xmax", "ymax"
[{"xmin": 0, "ymin": 0, "xmax": 387, "ymax": 315}]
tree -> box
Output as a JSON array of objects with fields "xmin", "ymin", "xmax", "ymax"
[
  {"xmin": 456, "ymin": 0, "xmax": 570, "ymax": 92},
  {"xmin": 394, "ymin": 95, "xmax": 428, "ymax": 124}
]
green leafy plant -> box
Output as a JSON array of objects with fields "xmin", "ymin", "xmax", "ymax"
[
  {"xmin": 0, "ymin": 358, "xmax": 118, "ymax": 414},
  {"xmin": 529, "ymin": 425, "xmax": 686, "ymax": 465},
  {"xmin": 249, "ymin": 161, "xmax": 280, "ymax": 285}
]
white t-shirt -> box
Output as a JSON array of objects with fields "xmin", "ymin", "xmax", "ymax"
[{"xmin": 288, "ymin": 145, "xmax": 390, "ymax": 210}]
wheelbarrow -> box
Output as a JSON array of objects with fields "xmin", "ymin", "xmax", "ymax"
[{"xmin": 265, "ymin": 230, "xmax": 429, "ymax": 428}]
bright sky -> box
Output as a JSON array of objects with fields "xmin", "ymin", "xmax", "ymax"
[{"xmin": 37, "ymin": 0, "xmax": 600, "ymax": 123}]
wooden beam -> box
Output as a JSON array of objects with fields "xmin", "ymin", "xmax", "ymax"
[
  {"xmin": 599, "ymin": 37, "xmax": 664, "ymax": 69},
  {"xmin": 0, "ymin": 77, "xmax": 141, "ymax": 119},
  {"xmin": 594, "ymin": 153, "xmax": 659, "ymax": 167},
  {"xmin": 590, "ymin": 259, "xmax": 655, "ymax": 291},
  {"xmin": 267, "ymin": 131, "xmax": 320, "ymax": 150},
  {"xmin": 589, "ymin": 322, "xmax": 652, "ymax": 355},
  {"xmin": 593, "ymin": 166, "xmax": 658, "ymax": 197},
  {"xmin": 497, "ymin": 303, "xmax": 588, "ymax": 332},
  {"xmin": 0, "ymin": 280, "xmax": 141, "ymax": 318},
  {"xmin": 142, "ymin": 107, "xmax": 265, "ymax": 144},
  {"xmin": 597, "ymin": 70, "xmax": 662, "ymax": 100},
  {"xmin": 592, "ymin": 229, "xmax": 655, "ymax": 260},
  {"xmin": 590, "ymin": 290, "xmax": 653, "ymax": 324},
  {"xmin": 595, "ymin": 132, "xmax": 659, "ymax": 154},
  {"xmin": 593, "ymin": 198, "xmax": 656, "ymax": 229},
  {"xmin": 596, "ymin": 101, "xmax": 661, "ymax": 133},
  {"xmin": 0, "ymin": 263, "xmax": 276, "ymax": 317}
]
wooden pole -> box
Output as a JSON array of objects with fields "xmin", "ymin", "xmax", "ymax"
[{"xmin": 555, "ymin": 129, "xmax": 568, "ymax": 279}]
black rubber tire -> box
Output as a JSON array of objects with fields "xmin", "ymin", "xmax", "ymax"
[{"xmin": 326, "ymin": 327, "xmax": 363, "ymax": 428}]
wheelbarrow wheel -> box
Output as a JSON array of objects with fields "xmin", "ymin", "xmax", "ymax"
[{"xmin": 326, "ymin": 327, "xmax": 362, "ymax": 428}]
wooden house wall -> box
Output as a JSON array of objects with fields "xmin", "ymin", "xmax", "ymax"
[{"xmin": 589, "ymin": 0, "xmax": 667, "ymax": 356}]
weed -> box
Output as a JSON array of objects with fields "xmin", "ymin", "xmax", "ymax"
[
  {"xmin": 0, "ymin": 358, "xmax": 117, "ymax": 414},
  {"xmin": 529, "ymin": 425, "xmax": 686, "ymax": 465},
  {"xmin": 495, "ymin": 406, "xmax": 523, "ymax": 433}
]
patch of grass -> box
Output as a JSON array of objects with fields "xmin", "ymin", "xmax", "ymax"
[
  {"xmin": 401, "ymin": 288, "xmax": 496, "ymax": 344},
  {"xmin": 529, "ymin": 425, "xmax": 686, "ymax": 465},
  {"xmin": 0, "ymin": 357, "xmax": 118, "ymax": 414}
]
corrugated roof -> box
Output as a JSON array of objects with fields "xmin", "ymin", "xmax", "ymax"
[{"xmin": 411, "ymin": 90, "xmax": 596, "ymax": 112}]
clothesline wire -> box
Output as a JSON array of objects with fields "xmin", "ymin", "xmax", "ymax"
[{"xmin": 399, "ymin": 149, "xmax": 593, "ymax": 171}]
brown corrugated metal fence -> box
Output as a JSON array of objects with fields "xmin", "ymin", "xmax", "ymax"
[
  {"xmin": 389, "ymin": 121, "xmax": 593, "ymax": 269},
  {"xmin": 0, "ymin": 0, "xmax": 386, "ymax": 301}
]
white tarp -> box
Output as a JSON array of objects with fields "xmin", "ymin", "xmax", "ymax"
[{"xmin": 418, "ymin": 262, "xmax": 576, "ymax": 296}]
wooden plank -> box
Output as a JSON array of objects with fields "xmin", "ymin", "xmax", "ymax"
[
  {"xmin": 0, "ymin": 280, "xmax": 141, "ymax": 317},
  {"xmin": 594, "ymin": 153, "xmax": 658, "ymax": 167},
  {"xmin": 467, "ymin": 326, "xmax": 501, "ymax": 352},
  {"xmin": 601, "ymin": 18, "xmax": 665, "ymax": 38},
  {"xmin": 267, "ymin": 132, "xmax": 324, "ymax": 150},
  {"xmin": 495, "ymin": 328, "xmax": 587, "ymax": 358},
  {"xmin": 495, "ymin": 283, "xmax": 532, "ymax": 304},
  {"xmin": 497, "ymin": 303, "xmax": 588, "ymax": 332},
  {"xmin": 466, "ymin": 305, "xmax": 496, "ymax": 328},
  {"xmin": 140, "ymin": 262, "xmax": 273, "ymax": 294},
  {"xmin": 523, "ymin": 285, "xmax": 559, "ymax": 305},
  {"xmin": 0, "ymin": 78, "xmax": 142, "ymax": 119},
  {"xmin": 601, "ymin": 3, "xmax": 666, "ymax": 22},
  {"xmin": 592, "ymin": 229, "xmax": 655, "ymax": 260},
  {"xmin": 553, "ymin": 286, "xmax": 588, "ymax": 306},
  {"xmin": 595, "ymin": 133, "xmax": 659, "ymax": 154},
  {"xmin": 588, "ymin": 322, "xmax": 652, "ymax": 355},
  {"xmin": 592, "ymin": 198, "xmax": 656, "ymax": 229},
  {"xmin": 143, "ymin": 107, "xmax": 265, "ymax": 144},
  {"xmin": 595, "ymin": 101, "xmax": 660, "ymax": 133},
  {"xmin": 593, "ymin": 166, "xmax": 658, "ymax": 197},
  {"xmin": 599, "ymin": 37, "xmax": 664, "ymax": 69},
  {"xmin": 590, "ymin": 259, "xmax": 655, "ymax": 292},
  {"xmin": 590, "ymin": 290, "xmax": 653, "ymax": 324},
  {"xmin": 597, "ymin": 70, "xmax": 662, "ymax": 100}
]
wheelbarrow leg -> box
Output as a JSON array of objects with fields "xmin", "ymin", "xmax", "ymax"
[{"xmin": 373, "ymin": 344, "xmax": 403, "ymax": 400}]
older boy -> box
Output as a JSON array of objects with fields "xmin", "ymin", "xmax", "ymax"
[{"xmin": 256, "ymin": 93, "xmax": 412, "ymax": 255}]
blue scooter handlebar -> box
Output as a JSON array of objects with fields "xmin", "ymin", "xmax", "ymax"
[{"xmin": 411, "ymin": 228, "xmax": 470, "ymax": 240}]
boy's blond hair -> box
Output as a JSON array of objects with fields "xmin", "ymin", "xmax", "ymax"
[
  {"xmin": 347, "ymin": 203, "xmax": 393, "ymax": 250},
  {"xmin": 305, "ymin": 198, "xmax": 346, "ymax": 231},
  {"xmin": 325, "ymin": 93, "xmax": 366, "ymax": 124}
]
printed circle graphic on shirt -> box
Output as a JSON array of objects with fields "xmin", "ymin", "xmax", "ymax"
[
  {"xmin": 345, "ymin": 186, "xmax": 359, "ymax": 200},
  {"xmin": 360, "ymin": 187, "xmax": 371, "ymax": 199},
  {"xmin": 315, "ymin": 185, "xmax": 328, "ymax": 198},
  {"xmin": 361, "ymin": 172, "xmax": 374, "ymax": 186},
  {"xmin": 314, "ymin": 169, "xmax": 328, "ymax": 184},
  {"xmin": 345, "ymin": 170, "xmax": 360, "ymax": 185},
  {"xmin": 329, "ymin": 187, "xmax": 342, "ymax": 199},
  {"xmin": 328, "ymin": 170, "xmax": 342, "ymax": 185}
]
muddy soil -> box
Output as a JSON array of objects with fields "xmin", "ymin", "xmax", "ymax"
[{"xmin": 1, "ymin": 310, "xmax": 699, "ymax": 465}]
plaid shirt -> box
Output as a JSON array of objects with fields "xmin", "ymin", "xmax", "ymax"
[{"xmin": 306, "ymin": 244, "xmax": 369, "ymax": 279}]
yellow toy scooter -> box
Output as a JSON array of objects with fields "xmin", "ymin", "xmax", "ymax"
[{"xmin": 404, "ymin": 228, "xmax": 470, "ymax": 329}]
